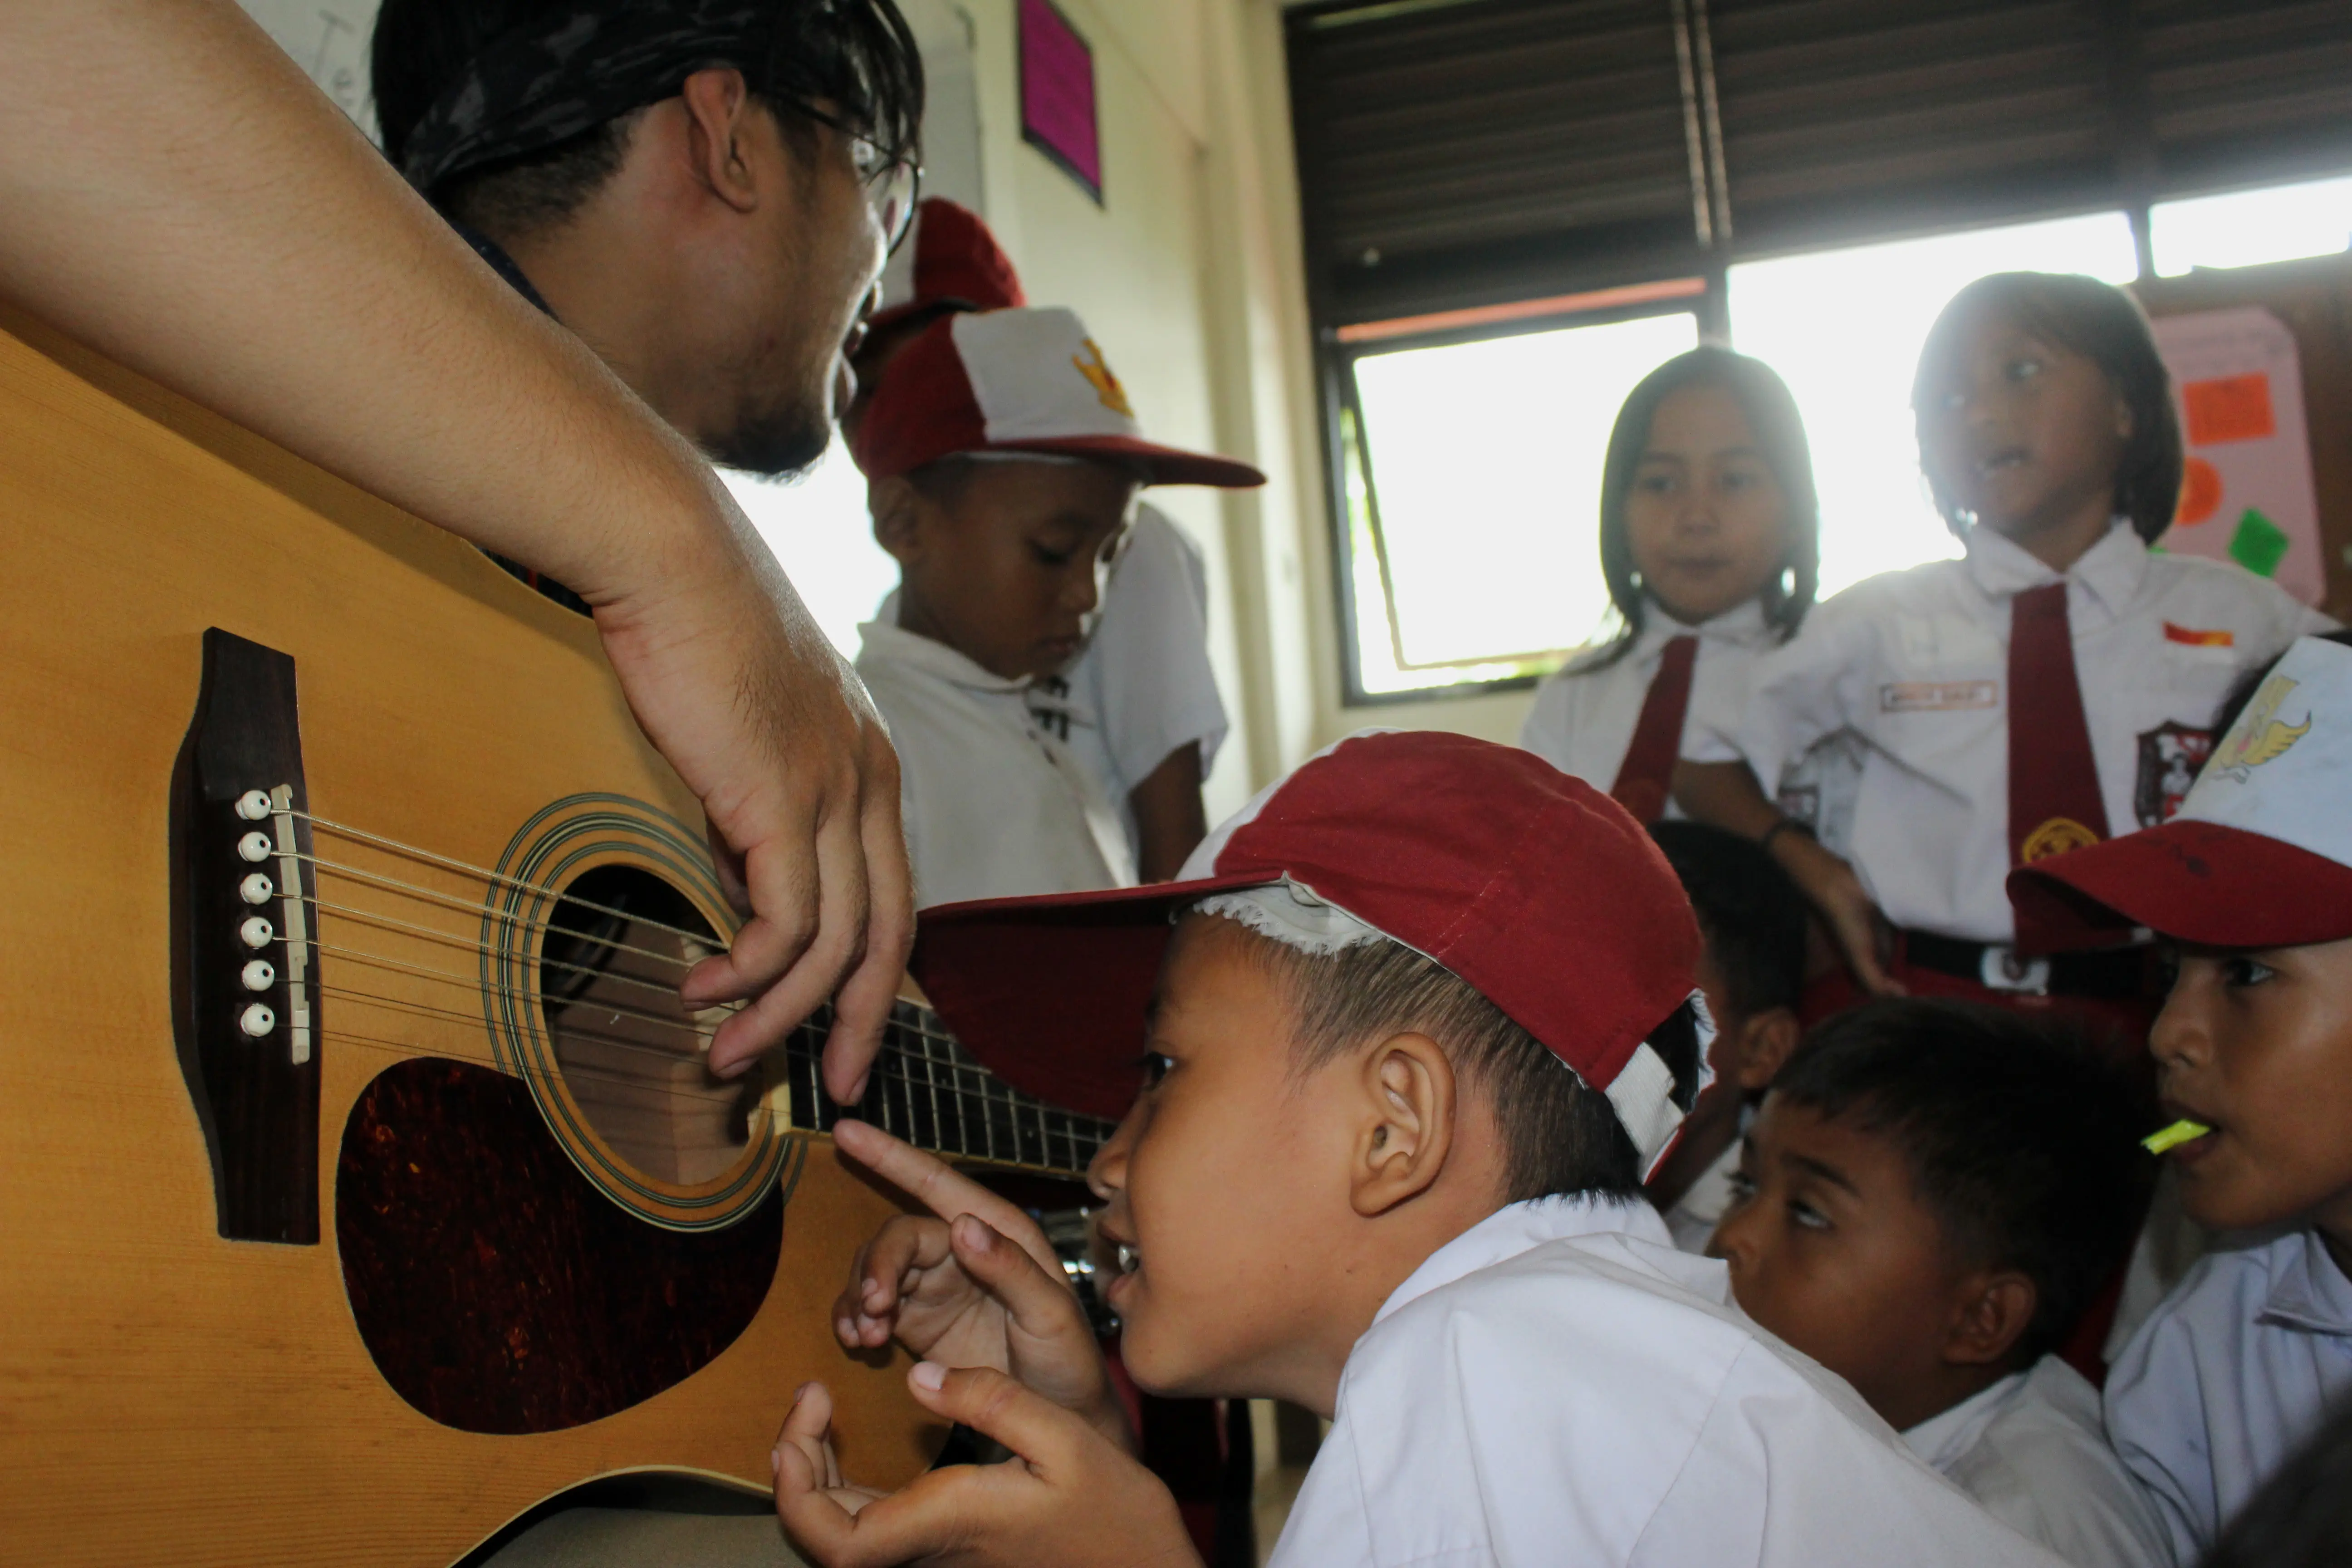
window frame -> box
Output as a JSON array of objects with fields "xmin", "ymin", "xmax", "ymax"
[{"xmin": 1322, "ymin": 282, "xmax": 1718, "ymax": 706}]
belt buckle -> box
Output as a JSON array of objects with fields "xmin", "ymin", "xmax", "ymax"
[{"xmin": 1980, "ymin": 945, "xmax": 2052, "ymax": 996}]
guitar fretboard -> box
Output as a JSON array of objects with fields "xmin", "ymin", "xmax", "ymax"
[{"xmin": 779, "ymin": 1000, "xmax": 1116, "ymax": 1181}]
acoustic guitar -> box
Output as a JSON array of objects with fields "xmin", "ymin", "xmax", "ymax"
[{"xmin": 0, "ymin": 309, "xmax": 1113, "ymax": 1565}]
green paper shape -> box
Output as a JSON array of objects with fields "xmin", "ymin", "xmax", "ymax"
[{"xmin": 2229, "ymin": 507, "xmax": 2289, "ymax": 578}]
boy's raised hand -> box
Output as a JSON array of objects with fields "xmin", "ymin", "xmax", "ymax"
[
  {"xmin": 776, "ymin": 1364, "xmax": 1200, "ymax": 1568},
  {"xmin": 829, "ymin": 1120, "xmax": 1130, "ymax": 1449}
]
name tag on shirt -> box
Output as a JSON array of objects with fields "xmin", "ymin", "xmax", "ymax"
[{"xmin": 1881, "ymin": 680, "xmax": 1999, "ymax": 713}]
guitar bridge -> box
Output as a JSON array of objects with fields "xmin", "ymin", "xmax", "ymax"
[{"xmin": 170, "ymin": 628, "xmax": 323, "ymax": 1244}]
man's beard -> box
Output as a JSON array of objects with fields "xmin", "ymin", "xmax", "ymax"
[{"xmin": 707, "ymin": 396, "xmax": 833, "ymax": 478}]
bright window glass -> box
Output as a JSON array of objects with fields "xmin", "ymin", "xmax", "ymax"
[
  {"xmin": 1346, "ymin": 311, "xmax": 1701, "ymax": 696},
  {"xmin": 722, "ymin": 433, "xmax": 899, "ymax": 661},
  {"xmin": 2151, "ymin": 173, "xmax": 2352, "ymax": 277},
  {"xmin": 1727, "ymin": 212, "xmax": 2140, "ymax": 600}
]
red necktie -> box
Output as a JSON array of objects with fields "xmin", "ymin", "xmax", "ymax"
[
  {"xmin": 2007, "ymin": 583, "xmax": 2125, "ymax": 953},
  {"xmin": 1612, "ymin": 634, "xmax": 1698, "ymax": 826}
]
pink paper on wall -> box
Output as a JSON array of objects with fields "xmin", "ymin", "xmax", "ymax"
[
  {"xmin": 1020, "ymin": 0, "xmax": 1101, "ymax": 201},
  {"xmin": 2152, "ymin": 307, "xmax": 2326, "ymax": 607}
]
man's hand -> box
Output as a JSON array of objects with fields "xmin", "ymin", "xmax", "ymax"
[
  {"xmin": 775, "ymin": 1366, "xmax": 1200, "ymax": 1568},
  {"xmin": 593, "ymin": 518, "xmax": 914, "ymax": 1097},
  {"xmin": 0, "ymin": 3, "xmax": 912, "ymax": 1104},
  {"xmin": 829, "ymin": 1121, "xmax": 1129, "ymax": 1449}
]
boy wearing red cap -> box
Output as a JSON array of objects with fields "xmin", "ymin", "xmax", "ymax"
[
  {"xmin": 845, "ymin": 305, "xmax": 1260, "ymax": 909},
  {"xmin": 853, "ymin": 199, "xmax": 1235, "ymax": 883},
  {"xmin": 775, "ymin": 732, "xmax": 2064, "ymax": 1567},
  {"xmin": 2012, "ymin": 632, "xmax": 2352, "ymax": 1563}
]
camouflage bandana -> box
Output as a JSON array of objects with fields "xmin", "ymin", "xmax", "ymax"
[{"xmin": 398, "ymin": 1, "xmax": 778, "ymax": 196}]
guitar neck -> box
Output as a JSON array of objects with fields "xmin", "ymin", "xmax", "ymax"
[{"xmin": 778, "ymin": 1000, "xmax": 1115, "ymax": 1181}]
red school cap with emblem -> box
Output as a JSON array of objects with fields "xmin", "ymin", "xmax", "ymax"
[
  {"xmin": 867, "ymin": 197, "xmax": 1027, "ymax": 329},
  {"xmin": 908, "ymin": 730, "xmax": 1706, "ymax": 1170},
  {"xmin": 2010, "ymin": 634, "xmax": 2352, "ymax": 948},
  {"xmin": 849, "ymin": 306, "xmax": 1265, "ymax": 488}
]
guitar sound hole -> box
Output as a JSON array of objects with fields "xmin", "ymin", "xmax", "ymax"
[{"xmin": 540, "ymin": 865, "xmax": 756, "ymax": 1187}]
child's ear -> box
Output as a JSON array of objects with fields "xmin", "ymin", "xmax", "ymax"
[
  {"xmin": 1733, "ymin": 1007, "xmax": 1802, "ymax": 1093},
  {"xmin": 1940, "ymin": 1269, "xmax": 2038, "ymax": 1370},
  {"xmin": 1349, "ymin": 1033, "xmax": 1457, "ymax": 1218},
  {"xmin": 869, "ymin": 476, "xmax": 935, "ymax": 567}
]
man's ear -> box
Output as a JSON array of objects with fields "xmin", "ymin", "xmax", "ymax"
[
  {"xmin": 1940, "ymin": 1269, "xmax": 2038, "ymax": 1370},
  {"xmin": 676, "ymin": 66, "xmax": 761, "ymax": 214},
  {"xmin": 1349, "ymin": 1033, "xmax": 1456, "ymax": 1218},
  {"xmin": 1733, "ymin": 1007, "xmax": 1802, "ymax": 1093}
]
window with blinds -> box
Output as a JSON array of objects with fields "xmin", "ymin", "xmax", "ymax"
[{"xmin": 1288, "ymin": 0, "xmax": 2352, "ymax": 701}]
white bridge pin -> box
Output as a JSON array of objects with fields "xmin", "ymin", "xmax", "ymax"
[
  {"xmin": 239, "ymin": 916, "xmax": 274, "ymax": 948},
  {"xmin": 237, "ymin": 832, "xmax": 273, "ymax": 863},
  {"xmin": 239, "ymin": 873, "xmax": 274, "ymax": 906},
  {"xmin": 240, "ymin": 960, "xmax": 276, "ymax": 991},
  {"xmin": 237, "ymin": 1003, "xmax": 276, "ymax": 1038},
  {"xmin": 235, "ymin": 790, "xmax": 273, "ymax": 822}
]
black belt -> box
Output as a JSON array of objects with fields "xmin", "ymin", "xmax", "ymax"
[{"xmin": 1901, "ymin": 931, "xmax": 2158, "ymax": 1000}]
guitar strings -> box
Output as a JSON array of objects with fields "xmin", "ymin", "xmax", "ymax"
[
  {"xmin": 308, "ymin": 1013, "xmax": 1109, "ymax": 1164},
  {"xmin": 297, "ymin": 854, "xmax": 705, "ymax": 975},
  {"xmin": 277, "ymin": 806, "xmax": 727, "ymax": 949},
  {"xmin": 217, "ymin": 805, "xmax": 1119, "ymax": 1166}
]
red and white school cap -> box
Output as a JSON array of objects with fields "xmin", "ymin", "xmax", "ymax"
[
  {"xmin": 2011, "ymin": 634, "xmax": 2352, "ymax": 947},
  {"xmin": 869, "ymin": 197, "xmax": 1026, "ymax": 329},
  {"xmin": 908, "ymin": 730, "xmax": 1707, "ymax": 1173},
  {"xmin": 848, "ymin": 306, "xmax": 1266, "ymax": 488}
]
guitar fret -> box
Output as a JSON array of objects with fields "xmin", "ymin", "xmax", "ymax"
[{"xmin": 773, "ymin": 998, "xmax": 1114, "ymax": 1178}]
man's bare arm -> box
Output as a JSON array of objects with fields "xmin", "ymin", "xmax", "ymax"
[{"xmin": 0, "ymin": 0, "xmax": 911, "ymax": 1095}]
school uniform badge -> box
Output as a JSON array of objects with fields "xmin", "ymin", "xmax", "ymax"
[{"xmin": 2135, "ymin": 721, "xmax": 2214, "ymax": 827}]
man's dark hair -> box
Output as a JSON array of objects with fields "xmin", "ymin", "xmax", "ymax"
[
  {"xmin": 1238, "ymin": 928, "xmax": 1703, "ymax": 1205},
  {"xmin": 1912, "ymin": 271, "xmax": 2183, "ymax": 544},
  {"xmin": 1592, "ymin": 345, "xmax": 1820, "ymax": 667},
  {"xmin": 372, "ymin": 0, "xmax": 922, "ymax": 237},
  {"xmin": 1647, "ymin": 820, "xmax": 1807, "ymax": 1022},
  {"xmin": 1772, "ymin": 999, "xmax": 2149, "ymax": 1367}
]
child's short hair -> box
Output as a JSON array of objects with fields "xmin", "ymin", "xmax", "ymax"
[
  {"xmin": 1647, "ymin": 821, "xmax": 1807, "ymax": 1021},
  {"xmin": 1770, "ymin": 999, "xmax": 2147, "ymax": 1365},
  {"xmin": 1911, "ymin": 272, "xmax": 2183, "ymax": 544},
  {"xmin": 1595, "ymin": 346, "xmax": 1821, "ymax": 662},
  {"xmin": 1240, "ymin": 927, "xmax": 1702, "ymax": 1205}
]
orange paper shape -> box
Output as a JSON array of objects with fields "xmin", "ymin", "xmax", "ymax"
[
  {"xmin": 2175, "ymin": 455, "xmax": 2224, "ymax": 525},
  {"xmin": 2183, "ymin": 372, "xmax": 2277, "ymax": 446}
]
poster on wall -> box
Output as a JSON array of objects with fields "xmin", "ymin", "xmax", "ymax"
[
  {"xmin": 2151, "ymin": 307, "xmax": 2327, "ymax": 608},
  {"xmin": 1020, "ymin": 0, "xmax": 1102, "ymax": 204}
]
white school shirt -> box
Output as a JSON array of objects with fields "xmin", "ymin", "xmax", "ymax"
[
  {"xmin": 1902, "ymin": 1355, "xmax": 2171, "ymax": 1568},
  {"xmin": 1689, "ymin": 523, "xmax": 2332, "ymax": 944},
  {"xmin": 853, "ymin": 620, "xmax": 1136, "ymax": 910},
  {"xmin": 1268, "ymin": 1196, "xmax": 2065, "ymax": 1568},
  {"xmin": 2104, "ymin": 1227, "xmax": 2352, "ymax": 1564},
  {"xmin": 1521, "ymin": 600, "xmax": 1775, "ymax": 814},
  {"xmin": 882, "ymin": 505, "xmax": 1227, "ymax": 861}
]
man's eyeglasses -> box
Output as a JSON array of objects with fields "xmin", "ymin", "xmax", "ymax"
[{"xmin": 794, "ymin": 101, "xmax": 922, "ymax": 255}]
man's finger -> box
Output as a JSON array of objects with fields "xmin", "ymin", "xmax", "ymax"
[
  {"xmin": 833, "ymin": 1120, "xmax": 1063, "ymax": 1277},
  {"xmin": 821, "ymin": 788, "xmax": 914, "ymax": 1103},
  {"xmin": 703, "ymin": 818, "xmax": 865, "ymax": 1076},
  {"xmin": 905, "ymin": 1362, "xmax": 1091, "ymax": 1473}
]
